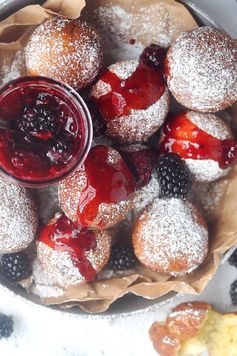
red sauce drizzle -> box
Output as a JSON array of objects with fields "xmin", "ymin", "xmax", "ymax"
[
  {"xmin": 77, "ymin": 145, "xmax": 135, "ymax": 228},
  {"xmin": 160, "ymin": 112, "xmax": 237, "ymax": 169},
  {"xmin": 38, "ymin": 214, "xmax": 97, "ymax": 281},
  {"xmin": 93, "ymin": 59, "xmax": 165, "ymax": 121}
]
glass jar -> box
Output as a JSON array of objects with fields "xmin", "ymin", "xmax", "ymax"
[{"xmin": 0, "ymin": 76, "xmax": 92, "ymax": 187}]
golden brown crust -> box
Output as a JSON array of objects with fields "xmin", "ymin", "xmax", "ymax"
[
  {"xmin": 148, "ymin": 301, "xmax": 237, "ymax": 355},
  {"xmin": 149, "ymin": 323, "xmax": 180, "ymax": 356},
  {"xmin": 25, "ymin": 17, "xmax": 103, "ymax": 90},
  {"xmin": 149, "ymin": 302, "xmax": 211, "ymax": 355},
  {"xmin": 132, "ymin": 198, "xmax": 208, "ymax": 276},
  {"xmin": 166, "ymin": 27, "xmax": 237, "ymax": 112},
  {"xmin": 167, "ymin": 302, "xmax": 211, "ymax": 339}
]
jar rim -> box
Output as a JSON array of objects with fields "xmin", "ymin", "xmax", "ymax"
[{"xmin": 0, "ymin": 76, "xmax": 93, "ymax": 187}]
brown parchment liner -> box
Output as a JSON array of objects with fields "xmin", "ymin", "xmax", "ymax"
[{"xmin": 1, "ymin": 0, "xmax": 237, "ymax": 314}]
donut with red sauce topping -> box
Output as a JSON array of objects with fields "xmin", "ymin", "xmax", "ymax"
[
  {"xmin": 160, "ymin": 111, "xmax": 236, "ymax": 182},
  {"xmin": 25, "ymin": 17, "xmax": 103, "ymax": 90},
  {"xmin": 165, "ymin": 27, "xmax": 237, "ymax": 112},
  {"xmin": 0, "ymin": 178, "xmax": 38, "ymax": 253},
  {"xmin": 132, "ymin": 198, "xmax": 208, "ymax": 276},
  {"xmin": 37, "ymin": 213, "xmax": 111, "ymax": 287},
  {"xmin": 91, "ymin": 59, "xmax": 169, "ymax": 143},
  {"xmin": 58, "ymin": 145, "xmax": 135, "ymax": 230}
]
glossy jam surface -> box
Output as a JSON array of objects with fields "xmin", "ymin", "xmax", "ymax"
[
  {"xmin": 38, "ymin": 214, "xmax": 97, "ymax": 281},
  {"xmin": 77, "ymin": 145, "xmax": 135, "ymax": 228},
  {"xmin": 0, "ymin": 79, "xmax": 86, "ymax": 184},
  {"xmin": 93, "ymin": 56, "xmax": 165, "ymax": 121},
  {"xmin": 160, "ymin": 113, "xmax": 237, "ymax": 169}
]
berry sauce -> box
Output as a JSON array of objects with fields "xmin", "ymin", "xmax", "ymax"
[
  {"xmin": 0, "ymin": 78, "xmax": 87, "ymax": 184},
  {"xmin": 76, "ymin": 145, "xmax": 135, "ymax": 228},
  {"xmin": 38, "ymin": 214, "xmax": 97, "ymax": 281},
  {"xmin": 92, "ymin": 51, "xmax": 165, "ymax": 122},
  {"xmin": 160, "ymin": 112, "xmax": 237, "ymax": 169}
]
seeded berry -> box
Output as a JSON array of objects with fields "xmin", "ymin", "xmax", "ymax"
[
  {"xmin": 52, "ymin": 137, "xmax": 71, "ymax": 154},
  {"xmin": 120, "ymin": 148, "xmax": 158, "ymax": 189},
  {"xmin": 156, "ymin": 153, "xmax": 192, "ymax": 199},
  {"xmin": 2, "ymin": 252, "xmax": 32, "ymax": 282},
  {"xmin": 17, "ymin": 104, "xmax": 59, "ymax": 139},
  {"xmin": 0, "ymin": 313, "xmax": 13, "ymax": 339},
  {"xmin": 108, "ymin": 244, "xmax": 137, "ymax": 271},
  {"xmin": 140, "ymin": 44, "xmax": 167, "ymax": 69},
  {"xmin": 230, "ymin": 280, "xmax": 237, "ymax": 305}
]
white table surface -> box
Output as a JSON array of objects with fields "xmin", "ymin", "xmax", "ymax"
[
  {"xmin": 0, "ymin": 262, "xmax": 236, "ymax": 356},
  {"xmin": 1, "ymin": 1, "xmax": 237, "ymax": 355}
]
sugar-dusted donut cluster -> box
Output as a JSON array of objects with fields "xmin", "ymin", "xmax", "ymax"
[{"xmin": 1, "ymin": 16, "xmax": 237, "ymax": 296}]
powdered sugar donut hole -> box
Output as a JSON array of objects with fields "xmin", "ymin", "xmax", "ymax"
[
  {"xmin": 37, "ymin": 220, "xmax": 111, "ymax": 288},
  {"xmin": 0, "ymin": 178, "xmax": 38, "ymax": 253},
  {"xmin": 184, "ymin": 111, "xmax": 232, "ymax": 182},
  {"xmin": 58, "ymin": 146, "xmax": 134, "ymax": 230},
  {"xmin": 91, "ymin": 60, "xmax": 169, "ymax": 144},
  {"xmin": 132, "ymin": 198, "xmax": 208, "ymax": 277},
  {"xmin": 166, "ymin": 27, "xmax": 237, "ymax": 112},
  {"xmin": 25, "ymin": 17, "xmax": 104, "ymax": 90}
]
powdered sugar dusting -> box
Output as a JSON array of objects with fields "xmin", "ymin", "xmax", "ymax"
[
  {"xmin": 185, "ymin": 159, "xmax": 230, "ymax": 183},
  {"xmin": 58, "ymin": 165, "xmax": 87, "ymax": 222},
  {"xmin": 0, "ymin": 178, "xmax": 38, "ymax": 253},
  {"xmin": 184, "ymin": 111, "xmax": 232, "ymax": 182},
  {"xmin": 187, "ymin": 111, "xmax": 232, "ymax": 140},
  {"xmin": 1, "ymin": 50, "xmax": 25, "ymax": 85},
  {"xmin": 167, "ymin": 27, "xmax": 237, "ymax": 112},
  {"xmin": 168, "ymin": 307, "xmax": 207, "ymax": 326},
  {"xmin": 133, "ymin": 198, "xmax": 208, "ymax": 276},
  {"xmin": 132, "ymin": 172, "xmax": 160, "ymax": 214},
  {"xmin": 109, "ymin": 60, "xmax": 138, "ymax": 79},
  {"xmin": 91, "ymin": 60, "xmax": 169, "ymax": 144},
  {"xmin": 162, "ymin": 335, "xmax": 177, "ymax": 346},
  {"xmin": 25, "ymin": 17, "xmax": 103, "ymax": 90},
  {"xmin": 93, "ymin": 198, "xmax": 133, "ymax": 230},
  {"xmin": 31, "ymin": 258, "xmax": 64, "ymax": 298},
  {"xmin": 82, "ymin": 3, "xmax": 197, "ymax": 64},
  {"xmin": 37, "ymin": 228, "xmax": 111, "ymax": 288},
  {"xmin": 107, "ymin": 88, "xmax": 169, "ymax": 143}
]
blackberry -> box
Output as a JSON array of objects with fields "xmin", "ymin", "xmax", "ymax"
[
  {"xmin": 17, "ymin": 104, "xmax": 58, "ymax": 138},
  {"xmin": 230, "ymin": 280, "xmax": 237, "ymax": 305},
  {"xmin": 108, "ymin": 244, "xmax": 137, "ymax": 271},
  {"xmin": 0, "ymin": 313, "xmax": 13, "ymax": 339},
  {"xmin": 53, "ymin": 137, "xmax": 71, "ymax": 154},
  {"xmin": 156, "ymin": 153, "xmax": 192, "ymax": 199},
  {"xmin": 140, "ymin": 44, "xmax": 167, "ymax": 69},
  {"xmin": 229, "ymin": 248, "xmax": 237, "ymax": 268},
  {"xmin": 2, "ymin": 252, "xmax": 32, "ymax": 282}
]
